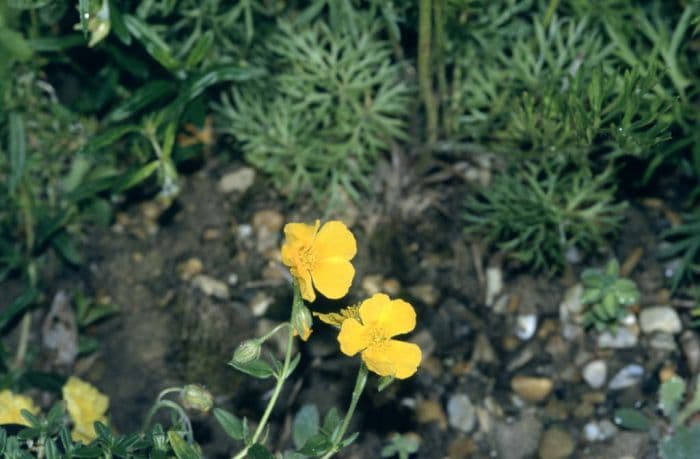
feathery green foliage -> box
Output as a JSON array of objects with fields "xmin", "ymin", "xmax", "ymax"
[
  {"xmin": 216, "ymin": 17, "xmax": 410, "ymax": 204},
  {"xmin": 463, "ymin": 162, "xmax": 625, "ymax": 271}
]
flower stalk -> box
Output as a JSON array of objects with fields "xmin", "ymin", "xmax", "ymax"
[{"xmin": 321, "ymin": 364, "xmax": 368, "ymax": 459}]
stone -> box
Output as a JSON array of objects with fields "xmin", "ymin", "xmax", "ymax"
[
  {"xmin": 511, "ymin": 376, "xmax": 554, "ymax": 403},
  {"xmin": 493, "ymin": 413, "xmax": 542, "ymax": 459},
  {"xmin": 639, "ymin": 306, "xmax": 682, "ymax": 334},
  {"xmin": 648, "ymin": 332, "xmax": 677, "ymax": 351},
  {"xmin": 516, "ymin": 314, "xmax": 538, "ymax": 340},
  {"xmin": 598, "ymin": 327, "xmax": 639, "ymax": 349},
  {"xmin": 408, "ymin": 284, "xmax": 440, "ymax": 307},
  {"xmin": 485, "ymin": 267, "xmax": 503, "ymax": 306},
  {"xmin": 249, "ymin": 292, "xmax": 273, "ymax": 317},
  {"xmin": 583, "ymin": 420, "xmax": 618, "ymax": 442},
  {"xmin": 447, "ymin": 394, "xmax": 476, "ymax": 433},
  {"xmin": 608, "ymin": 364, "xmax": 644, "ymax": 390},
  {"xmin": 192, "ymin": 274, "xmax": 229, "ymax": 299},
  {"xmin": 415, "ymin": 399, "xmax": 447, "ymax": 430},
  {"xmin": 538, "ymin": 427, "xmax": 575, "ymax": 459},
  {"xmin": 252, "ymin": 210, "xmax": 284, "ymax": 253},
  {"xmin": 218, "ymin": 167, "xmax": 256, "ymax": 193},
  {"xmin": 177, "ymin": 257, "xmax": 204, "ymax": 281},
  {"xmin": 446, "ymin": 437, "xmax": 477, "ymax": 459},
  {"xmin": 362, "ymin": 275, "xmax": 384, "ymax": 295},
  {"xmin": 582, "ymin": 360, "xmax": 607, "ymax": 389},
  {"xmin": 681, "ymin": 331, "xmax": 700, "ymax": 374}
]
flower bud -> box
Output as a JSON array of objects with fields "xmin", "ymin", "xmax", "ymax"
[
  {"xmin": 181, "ymin": 384, "xmax": 213, "ymax": 413},
  {"xmin": 292, "ymin": 305, "xmax": 313, "ymax": 342},
  {"xmin": 232, "ymin": 339, "xmax": 261, "ymax": 364}
]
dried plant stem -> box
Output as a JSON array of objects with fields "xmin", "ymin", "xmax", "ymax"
[{"xmin": 418, "ymin": 0, "xmax": 437, "ymax": 145}]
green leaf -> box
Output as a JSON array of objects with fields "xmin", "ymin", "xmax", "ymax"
[
  {"xmin": 581, "ymin": 269, "xmax": 604, "ymax": 288},
  {"xmin": 8, "ymin": 112, "xmax": 26, "ymax": 192},
  {"xmin": 248, "ymin": 444, "xmax": 275, "ymax": 459},
  {"xmin": 293, "ymin": 404, "xmax": 320, "ymax": 449},
  {"xmin": 20, "ymin": 410, "xmax": 40, "ymax": 428},
  {"xmin": 123, "ymin": 15, "xmax": 180, "ymax": 70},
  {"xmin": 51, "ymin": 231, "xmax": 82, "ymax": 266},
  {"xmin": 659, "ymin": 425, "xmax": 700, "ymax": 459},
  {"xmin": 108, "ymin": 0, "xmax": 131, "ymax": 45},
  {"xmin": 107, "ymin": 81, "xmax": 174, "ymax": 122},
  {"xmin": 613, "ymin": 408, "xmax": 653, "ymax": 431},
  {"xmin": 660, "ymin": 377, "xmax": 687, "ymax": 419},
  {"xmin": 322, "ymin": 408, "xmax": 340, "ymax": 436},
  {"xmin": 0, "ymin": 27, "xmax": 32, "ymax": 61},
  {"xmin": 340, "ymin": 432, "xmax": 359, "ymax": 447},
  {"xmin": 113, "ymin": 161, "xmax": 159, "ymax": 193},
  {"xmin": 167, "ymin": 431, "xmax": 201, "ymax": 459},
  {"xmin": 0, "ymin": 288, "xmax": 39, "ymax": 332},
  {"xmin": 298, "ymin": 434, "xmax": 332, "ymax": 456},
  {"xmin": 285, "ymin": 353, "xmax": 301, "ymax": 378},
  {"xmin": 228, "ymin": 358, "xmax": 275, "ymax": 379},
  {"xmin": 184, "ymin": 31, "xmax": 214, "ymax": 70},
  {"xmin": 29, "ymin": 35, "xmax": 84, "ymax": 52},
  {"xmin": 45, "ymin": 438, "xmax": 59, "ymax": 459},
  {"xmin": 213, "ymin": 408, "xmax": 245, "ymax": 441}
]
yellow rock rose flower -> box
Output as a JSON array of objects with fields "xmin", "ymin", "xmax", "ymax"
[
  {"xmin": 62, "ymin": 376, "xmax": 109, "ymax": 443},
  {"xmin": 0, "ymin": 390, "xmax": 39, "ymax": 426},
  {"xmin": 337, "ymin": 293, "xmax": 422, "ymax": 379},
  {"xmin": 281, "ymin": 220, "xmax": 357, "ymax": 302}
]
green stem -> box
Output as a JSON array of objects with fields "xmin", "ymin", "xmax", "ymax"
[
  {"xmin": 13, "ymin": 313, "xmax": 31, "ymax": 369},
  {"xmin": 418, "ymin": 0, "xmax": 437, "ymax": 145},
  {"xmin": 433, "ymin": 0, "xmax": 447, "ymax": 134},
  {"xmin": 143, "ymin": 398, "xmax": 193, "ymax": 443},
  {"xmin": 232, "ymin": 287, "xmax": 302, "ymax": 459},
  {"xmin": 320, "ymin": 365, "xmax": 369, "ymax": 459},
  {"xmin": 543, "ymin": 0, "xmax": 560, "ymax": 27}
]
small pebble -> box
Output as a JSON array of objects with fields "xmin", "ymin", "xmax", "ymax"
[
  {"xmin": 583, "ymin": 420, "xmax": 618, "ymax": 442},
  {"xmin": 648, "ymin": 332, "xmax": 677, "ymax": 351},
  {"xmin": 681, "ymin": 331, "xmax": 700, "ymax": 374},
  {"xmin": 598, "ymin": 327, "xmax": 639, "ymax": 349},
  {"xmin": 485, "ymin": 267, "xmax": 503, "ymax": 306},
  {"xmin": 639, "ymin": 306, "xmax": 682, "ymax": 334},
  {"xmin": 582, "ymin": 360, "xmax": 607, "ymax": 389},
  {"xmin": 415, "ymin": 399, "xmax": 447, "ymax": 430},
  {"xmin": 608, "ymin": 364, "xmax": 644, "ymax": 390},
  {"xmin": 249, "ymin": 292, "xmax": 273, "ymax": 317},
  {"xmin": 511, "ymin": 376, "xmax": 553, "ymax": 403},
  {"xmin": 538, "ymin": 427, "xmax": 574, "ymax": 459},
  {"xmin": 408, "ymin": 284, "xmax": 440, "ymax": 307},
  {"xmin": 447, "ymin": 394, "xmax": 476, "ymax": 433},
  {"xmin": 218, "ymin": 167, "xmax": 255, "ymax": 193},
  {"xmin": 178, "ymin": 257, "xmax": 204, "ymax": 281},
  {"xmin": 192, "ymin": 274, "xmax": 230, "ymax": 299},
  {"xmin": 516, "ymin": 314, "xmax": 538, "ymax": 340}
]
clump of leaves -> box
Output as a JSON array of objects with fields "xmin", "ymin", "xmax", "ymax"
[
  {"xmin": 216, "ymin": 18, "xmax": 410, "ymax": 205},
  {"xmin": 580, "ymin": 259, "xmax": 640, "ymax": 331},
  {"xmin": 463, "ymin": 162, "xmax": 625, "ymax": 271},
  {"xmin": 381, "ymin": 433, "xmax": 420, "ymax": 459},
  {"xmin": 656, "ymin": 375, "xmax": 700, "ymax": 459},
  {"xmin": 659, "ymin": 210, "xmax": 700, "ymax": 292}
]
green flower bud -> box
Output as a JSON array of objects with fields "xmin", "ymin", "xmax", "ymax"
[
  {"xmin": 181, "ymin": 384, "xmax": 213, "ymax": 413},
  {"xmin": 232, "ymin": 339, "xmax": 261, "ymax": 364},
  {"xmin": 291, "ymin": 305, "xmax": 313, "ymax": 341}
]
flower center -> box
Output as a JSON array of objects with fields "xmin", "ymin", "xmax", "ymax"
[
  {"xmin": 299, "ymin": 247, "xmax": 316, "ymax": 271},
  {"xmin": 366, "ymin": 324, "xmax": 387, "ymax": 346}
]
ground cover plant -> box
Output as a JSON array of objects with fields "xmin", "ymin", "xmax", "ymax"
[{"xmin": 1, "ymin": 0, "xmax": 700, "ymax": 458}]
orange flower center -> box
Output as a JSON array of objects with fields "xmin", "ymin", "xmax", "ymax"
[{"xmin": 299, "ymin": 246, "xmax": 316, "ymax": 271}]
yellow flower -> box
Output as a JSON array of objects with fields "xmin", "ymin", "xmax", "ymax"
[
  {"xmin": 0, "ymin": 390, "xmax": 39, "ymax": 426},
  {"xmin": 314, "ymin": 305, "xmax": 360, "ymax": 329},
  {"xmin": 62, "ymin": 377, "xmax": 109, "ymax": 443},
  {"xmin": 281, "ymin": 220, "xmax": 357, "ymax": 302},
  {"xmin": 337, "ymin": 294, "xmax": 422, "ymax": 379}
]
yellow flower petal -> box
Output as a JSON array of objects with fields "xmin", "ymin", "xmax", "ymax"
[
  {"xmin": 338, "ymin": 318, "xmax": 369, "ymax": 356},
  {"xmin": 63, "ymin": 376, "xmax": 109, "ymax": 442},
  {"xmin": 361, "ymin": 340, "xmax": 422, "ymax": 379},
  {"xmin": 292, "ymin": 266, "xmax": 316, "ymax": 302},
  {"xmin": 359, "ymin": 294, "xmax": 416, "ymax": 337},
  {"xmin": 313, "ymin": 221, "xmax": 357, "ymax": 261},
  {"xmin": 282, "ymin": 221, "xmax": 319, "ymax": 247},
  {"xmin": 314, "ymin": 305, "xmax": 361, "ymax": 329},
  {"xmin": 0, "ymin": 390, "xmax": 39, "ymax": 426},
  {"xmin": 311, "ymin": 258, "xmax": 354, "ymax": 299}
]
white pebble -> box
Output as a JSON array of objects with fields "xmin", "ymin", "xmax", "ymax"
[
  {"xmin": 608, "ymin": 364, "xmax": 644, "ymax": 390},
  {"xmin": 582, "ymin": 360, "xmax": 607, "ymax": 389}
]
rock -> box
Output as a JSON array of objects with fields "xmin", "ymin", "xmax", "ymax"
[
  {"xmin": 538, "ymin": 427, "xmax": 574, "ymax": 459},
  {"xmin": 598, "ymin": 327, "xmax": 639, "ymax": 349},
  {"xmin": 415, "ymin": 399, "xmax": 447, "ymax": 430},
  {"xmin": 560, "ymin": 284, "xmax": 584, "ymax": 340},
  {"xmin": 583, "ymin": 420, "xmax": 618, "ymax": 442},
  {"xmin": 252, "ymin": 210, "xmax": 284, "ymax": 253},
  {"xmin": 516, "ymin": 314, "xmax": 538, "ymax": 340},
  {"xmin": 178, "ymin": 258, "xmax": 204, "ymax": 281},
  {"xmin": 511, "ymin": 376, "xmax": 554, "ymax": 403},
  {"xmin": 485, "ymin": 267, "xmax": 503, "ymax": 306},
  {"xmin": 446, "ymin": 437, "xmax": 477, "ymax": 459},
  {"xmin": 472, "ymin": 333, "xmax": 498, "ymax": 364},
  {"xmin": 582, "ymin": 360, "xmax": 607, "ymax": 389},
  {"xmin": 218, "ymin": 167, "xmax": 255, "ymax": 193},
  {"xmin": 681, "ymin": 331, "xmax": 700, "ymax": 374},
  {"xmin": 412, "ymin": 330, "xmax": 436, "ymax": 360},
  {"xmin": 639, "ymin": 306, "xmax": 682, "ymax": 334},
  {"xmin": 447, "ymin": 394, "xmax": 476, "ymax": 433},
  {"xmin": 408, "ymin": 284, "xmax": 440, "ymax": 307},
  {"xmin": 493, "ymin": 413, "xmax": 542, "ymax": 459},
  {"xmin": 192, "ymin": 274, "xmax": 230, "ymax": 299},
  {"xmin": 249, "ymin": 292, "xmax": 273, "ymax": 317},
  {"xmin": 361, "ymin": 275, "xmax": 383, "ymax": 295},
  {"xmin": 608, "ymin": 364, "xmax": 644, "ymax": 390},
  {"xmin": 648, "ymin": 332, "xmax": 677, "ymax": 351},
  {"xmin": 382, "ymin": 278, "xmax": 401, "ymax": 296}
]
